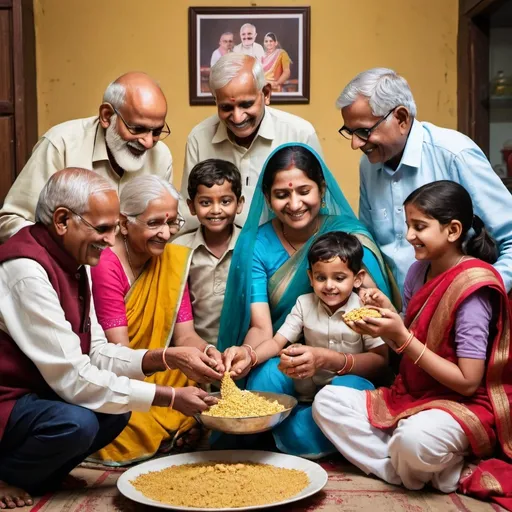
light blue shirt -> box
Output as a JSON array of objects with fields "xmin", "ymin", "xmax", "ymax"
[{"xmin": 359, "ymin": 119, "xmax": 512, "ymax": 292}]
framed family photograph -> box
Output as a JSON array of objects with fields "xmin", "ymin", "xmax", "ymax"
[{"xmin": 188, "ymin": 6, "xmax": 311, "ymax": 105}]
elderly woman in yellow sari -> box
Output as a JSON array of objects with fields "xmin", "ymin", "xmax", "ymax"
[{"xmin": 89, "ymin": 175, "xmax": 224, "ymax": 465}]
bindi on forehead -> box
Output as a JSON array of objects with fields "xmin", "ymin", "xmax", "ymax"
[{"xmin": 288, "ymin": 182, "xmax": 293, "ymax": 188}]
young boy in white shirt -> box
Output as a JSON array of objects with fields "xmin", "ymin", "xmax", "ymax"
[
  {"xmin": 174, "ymin": 159, "xmax": 244, "ymax": 347},
  {"xmin": 254, "ymin": 231, "xmax": 388, "ymax": 402}
]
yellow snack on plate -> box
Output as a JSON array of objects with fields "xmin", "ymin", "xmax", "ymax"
[{"xmin": 342, "ymin": 307, "xmax": 382, "ymax": 323}]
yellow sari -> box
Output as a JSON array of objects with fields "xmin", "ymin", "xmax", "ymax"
[{"xmin": 91, "ymin": 244, "xmax": 197, "ymax": 466}]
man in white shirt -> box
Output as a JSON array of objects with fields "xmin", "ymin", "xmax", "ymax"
[
  {"xmin": 0, "ymin": 168, "xmax": 220, "ymax": 506},
  {"xmin": 0, "ymin": 72, "xmax": 174, "ymax": 243},
  {"xmin": 182, "ymin": 53, "xmax": 323, "ymax": 228},
  {"xmin": 210, "ymin": 32, "xmax": 234, "ymax": 67},
  {"xmin": 232, "ymin": 23, "xmax": 265, "ymax": 60}
]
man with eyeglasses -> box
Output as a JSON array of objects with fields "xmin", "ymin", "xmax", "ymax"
[
  {"xmin": 337, "ymin": 67, "xmax": 512, "ymax": 293},
  {"xmin": 0, "ymin": 168, "xmax": 220, "ymax": 507},
  {"xmin": 0, "ymin": 72, "xmax": 173, "ymax": 243}
]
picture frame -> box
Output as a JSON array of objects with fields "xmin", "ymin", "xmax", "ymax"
[{"xmin": 188, "ymin": 6, "xmax": 311, "ymax": 105}]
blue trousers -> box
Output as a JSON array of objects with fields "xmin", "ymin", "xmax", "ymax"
[
  {"xmin": 247, "ymin": 357, "xmax": 374, "ymax": 459},
  {"xmin": 0, "ymin": 394, "xmax": 130, "ymax": 495}
]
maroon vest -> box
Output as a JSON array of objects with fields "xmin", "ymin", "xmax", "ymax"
[{"xmin": 0, "ymin": 224, "xmax": 92, "ymax": 439}]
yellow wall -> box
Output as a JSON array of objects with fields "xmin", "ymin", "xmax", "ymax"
[{"xmin": 34, "ymin": 0, "xmax": 458, "ymax": 210}]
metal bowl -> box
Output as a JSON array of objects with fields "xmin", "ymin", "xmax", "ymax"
[{"xmin": 196, "ymin": 391, "xmax": 297, "ymax": 435}]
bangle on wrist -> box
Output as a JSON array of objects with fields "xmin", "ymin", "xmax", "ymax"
[
  {"xmin": 396, "ymin": 330, "xmax": 414, "ymax": 354},
  {"xmin": 336, "ymin": 353, "xmax": 349, "ymax": 375},
  {"xmin": 242, "ymin": 344, "xmax": 258, "ymax": 367},
  {"xmin": 204, "ymin": 344, "xmax": 216, "ymax": 356},
  {"xmin": 414, "ymin": 344, "xmax": 427, "ymax": 365},
  {"xmin": 169, "ymin": 387, "xmax": 176, "ymax": 410},
  {"xmin": 346, "ymin": 353, "xmax": 356, "ymax": 374},
  {"xmin": 162, "ymin": 347, "xmax": 173, "ymax": 371}
]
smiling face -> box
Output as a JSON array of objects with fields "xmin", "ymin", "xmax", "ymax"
[
  {"xmin": 405, "ymin": 202, "xmax": 457, "ymax": 262},
  {"xmin": 308, "ymin": 257, "xmax": 363, "ymax": 313},
  {"xmin": 60, "ymin": 190, "xmax": 120, "ymax": 266},
  {"xmin": 268, "ymin": 167, "xmax": 323, "ymax": 233},
  {"xmin": 264, "ymin": 36, "xmax": 277, "ymax": 53},
  {"xmin": 240, "ymin": 25, "xmax": 256, "ymax": 47},
  {"xmin": 187, "ymin": 181, "xmax": 244, "ymax": 235},
  {"xmin": 125, "ymin": 192, "xmax": 178, "ymax": 258},
  {"xmin": 215, "ymin": 68, "xmax": 270, "ymax": 143},
  {"xmin": 341, "ymin": 95, "xmax": 409, "ymax": 165}
]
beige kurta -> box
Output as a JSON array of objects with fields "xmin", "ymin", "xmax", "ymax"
[{"xmin": 0, "ymin": 116, "xmax": 173, "ymax": 242}]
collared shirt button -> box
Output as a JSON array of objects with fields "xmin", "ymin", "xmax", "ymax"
[
  {"xmin": 75, "ymin": 273, "xmax": 81, "ymax": 280},
  {"xmin": 397, "ymin": 233, "xmax": 403, "ymax": 240},
  {"xmin": 79, "ymin": 296, "xmax": 84, "ymax": 302},
  {"xmin": 396, "ymin": 207, "xmax": 403, "ymax": 213}
]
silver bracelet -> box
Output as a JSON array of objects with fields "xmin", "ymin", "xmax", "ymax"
[{"xmin": 203, "ymin": 344, "xmax": 216, "ymax": 355}]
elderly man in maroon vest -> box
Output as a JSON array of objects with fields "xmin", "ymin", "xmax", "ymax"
[{"xmin": 0, "ymin": 168, "xmax": 221, "ymax": 508}]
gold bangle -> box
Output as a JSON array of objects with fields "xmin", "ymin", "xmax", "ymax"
[
  {"xmin": 336, "ymin": 353, "xmax": 349, "ymax": 375},
  {"xmin": 162, "ymin": 347, "xmax": 173, "ymax": 371},
  {"xmin": 347, "ymin": 353, "xmax": 356, "ymax": 374},
  {"xmin": 169, "ymin": 387, "xmax": 176, "ymax": 410},
  {"xmin": 242, "ymin": 344, "xmax": 258, "ymax": 367},
  {"xmin": 414, "ymin": 344, "xmax": 427, "ymax": 365},
  {"xmin": 396, "ymin": 331, "xmax": 414, "ymax": 354}
]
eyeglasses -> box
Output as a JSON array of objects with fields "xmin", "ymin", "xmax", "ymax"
[
  {"xmin": 338, "ymin": 107, "xmax": 396, "ymax": 142},
  {"xmin": 131, "ymin": 214, "xmax": 185, "ymax": 234},
  {"xmin": 112, "ymin": 106, "xmax": 171, "ymax": 140},
  {"xmin": 67, "ymin": 208, "xmax": 120, "ymax": 235}
]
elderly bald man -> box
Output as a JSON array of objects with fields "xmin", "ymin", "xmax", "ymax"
[
  {"xmin": 0, "ymin": 72, "xmax": 173, "ymax": 243},
  {"xmin": 0, "ymin": 168, "xmax": 219, "ymax": 508}
]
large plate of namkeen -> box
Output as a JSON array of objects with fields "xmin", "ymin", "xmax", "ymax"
[{"xmin": 117, "ymin": 450, "xmax": 328, "ymax": 510}]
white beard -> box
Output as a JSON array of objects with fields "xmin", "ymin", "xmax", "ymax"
[{"xmin": 105, "ymin": 116, "xmax": 148, "ymax": 172}]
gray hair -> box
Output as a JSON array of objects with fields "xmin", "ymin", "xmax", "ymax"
[
  {"xmin": 336, "ymin": 68, "xmax": 417, "ymax": 117},
  {"xmin": 103, "ymin": 81, "xmax": 126, "ymax": 109},
  {"xmin": 209, "ymin": 53, "xmax": 266, "ymax": 96},
  {"xmin": 120, "ymin": 175, "xmax": 180, "ymax": 218},
  {"xmin": 240, "ymin": 23, "xmax": 256, "ymax": 33},
  {"xmin": 35, "ymin": 168, "xmax": 116, "ymax": 226}
]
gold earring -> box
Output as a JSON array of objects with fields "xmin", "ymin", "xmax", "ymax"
[{"xmin": 321, "ymin": 198, "xmax": 326, "ymax": 209}]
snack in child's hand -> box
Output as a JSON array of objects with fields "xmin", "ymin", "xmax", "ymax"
[{"xmin": 342, "ymin": 307, "xmax": 382, "ymax": 323}]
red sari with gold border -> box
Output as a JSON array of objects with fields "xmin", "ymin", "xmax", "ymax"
[{"xmin": 366, "ymin": 259, "xmax": 512, "ymax": 508}]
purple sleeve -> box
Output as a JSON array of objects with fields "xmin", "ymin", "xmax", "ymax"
[
  {"xmin": 454, "ymin": 288, "xmax": 492, "ymax": 359},
  {"xmin": 402, "ymin": 261, "xmax": 428, "ymax": 314},
  {"xmin": 91, "ymin": 249, "xmax": 130, "ymax": 331}
]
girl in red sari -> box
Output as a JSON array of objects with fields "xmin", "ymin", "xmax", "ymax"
[{"xmin": 313, "ymin": 181, "xmax": 512, "ymax": 509}]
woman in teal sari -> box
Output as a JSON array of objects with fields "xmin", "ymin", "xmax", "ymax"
[{"xmin": 219, "ymin": 143, "xmax": 396, "ymax": 458}]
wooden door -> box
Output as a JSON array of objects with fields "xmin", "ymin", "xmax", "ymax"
[{"xmin": 0, "ymin": 0, "xmax": 37, "ymax": 205}]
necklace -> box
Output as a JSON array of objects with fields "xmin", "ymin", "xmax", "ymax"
[
  {"xmin": 455, "ymin": 254, "xmax": 466, "ymax": 266},
  {"xmin": 123, "ymin": 236, "xmax": 137, "ymax": 281},
  {"xmin": 281, "ymin": 219, "xmax": 320, "ymax": 253}
]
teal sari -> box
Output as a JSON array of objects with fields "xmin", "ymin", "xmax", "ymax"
[{"xmin": 218, "ymin": 142, "xmax": 397, "ymax": 352}]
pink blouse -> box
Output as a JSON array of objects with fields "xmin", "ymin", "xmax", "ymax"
[{"xmin": 91, "ymin": 247, "xmax": 193, "ymax": 331}]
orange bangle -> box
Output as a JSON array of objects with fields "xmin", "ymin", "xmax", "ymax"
[
  {"xmin": 169, "ymin": 387, "xmax": 176, "ymax": 410},
  {"xmin": 396, "ymin": 331, "xmax": 414, "ymax": 354},
  {"xmin": 336, "ymin": 353, "xmax": 349, "ymax": 375},
  {"xmin": 414, "ymin": 344, "xmax": 427, "ymax": 365},
  {"xmin": 162, "ymin": 347, "xmax": 173, "ymax": 371},
  {"xmin": 347, "ymin": 353, "xmax": 356, "ymax": 374}
]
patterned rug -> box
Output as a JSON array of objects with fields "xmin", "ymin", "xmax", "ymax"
[{"xmin": 28, "ymin": 456, "xmax": 505, "ymax": 512}]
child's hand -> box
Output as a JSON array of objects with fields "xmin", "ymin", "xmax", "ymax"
[
  {"xmin": 278, "ymin": 344, "xmax": 320, "ymax": 379},
  {"xmin": 358, "ymin": 288, "xmax": 396, "ymax": 312},
  {"xmin": 346, "ymin": 307, "xmax": 409, "ymax": 351}
]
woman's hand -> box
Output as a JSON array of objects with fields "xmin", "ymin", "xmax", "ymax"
[
  {"xmin": 207, "ymin": 347, "xmax": 226, "ymax": 374},
  {"xmin": 222, "ymin": 346, "xmax": 253, "ymax": 380},
  {"xmin": 165, "ymin": 347, "xmax": 223, "ymax": 383},
  {"xmin": 173, "ymin": 387, "xmax": 218, "ymax": 416},
  {"xmin": 358, "ymin": 288, "xmax": 396, "ymax": 312},
  {"xmin": 278, "ymin": 344, "xmax": 322, "ymax": 379},
  {"xmin": 346, "ymin": 307, "xmax": 409, "ymax": 351}
]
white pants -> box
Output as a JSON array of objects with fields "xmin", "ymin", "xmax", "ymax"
[{"xmin": 312, "ymin": 386, "xmax": 469, "ymax": 493}]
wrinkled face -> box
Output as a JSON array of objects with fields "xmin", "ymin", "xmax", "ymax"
[
  {"xmin": 125, "ymin": 192, "xmax": 178, "ymax": 258},
  {"xmin": 341, "ymin": 96, "xmax": 407, "ymax": 165},
  {"xmin": 105, "ymin": 93, "xmax": 167, "ymax": 172},
  {"xmin": 268, "ymin": 168, "xmax": 323, "ymax": 233},
  {"xmin": 220, "ymin": 34, "xmax": 234, "ymax": 51},
  {"xmin": 308, "ymin": 257, "xmax": 362, "ymax": 313},
  {"xmin": 188, "ymin": 181, "xmax": 244, "ymax": 235},
  {"xmin": 264, "ymin": 36, "xmax": 277, "ymax": 52},
  {"xmin": 240, "ymin": 26, "xmax": 256, "ymax": 46},
  {"xmin": 62, "ymin": 190, "xmax": 120, "ymax": 266},
  {"xmin": 405, "ymin": 203, "xmax": 452, "ymax": 262},
  {"xmin": 215, "ymin": 71, "xmax": 269, "ymax": 141}
]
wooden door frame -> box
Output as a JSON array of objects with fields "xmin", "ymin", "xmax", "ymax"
[{"xmin": 458, "ymin": 0, "xmax": 509, "ymax": 155}]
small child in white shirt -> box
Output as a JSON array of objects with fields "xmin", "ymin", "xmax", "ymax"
[{"xmin": 254, "ymin": 231, "xmax": 388, "ymax": 402}]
